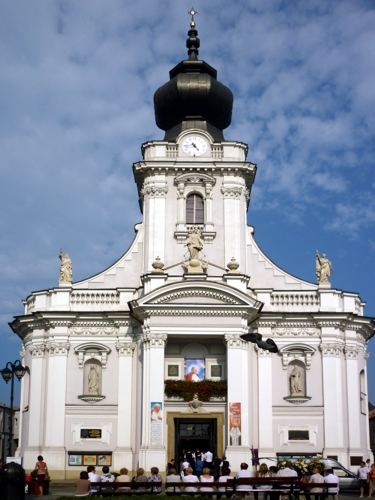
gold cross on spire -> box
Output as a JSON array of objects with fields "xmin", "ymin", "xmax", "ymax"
[
  {"xmin": 188, "ymin": 7, "xmax": 197, "ymax": 21},
  {"xmin": 188, "ymin": 7, "xmax": 197, "ymax": 29}
]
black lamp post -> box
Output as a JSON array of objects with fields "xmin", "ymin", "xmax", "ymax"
[{"xmin": 1, "ymin": 360, "xmax": 27, "ymax": 457}]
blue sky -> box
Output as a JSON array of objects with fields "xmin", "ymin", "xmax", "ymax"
[{"xmin": 0, "ymin": 0, "xmax": 375, "ymax": 405}]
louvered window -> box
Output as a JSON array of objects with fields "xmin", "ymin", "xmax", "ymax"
[{"xmin": 186, "ymin": 194, "xmax": 204, "ymax": 224}]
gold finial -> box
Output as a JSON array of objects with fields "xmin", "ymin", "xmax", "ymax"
[{"xmin": 188, "ymin": 7, "xmax": 197, "ymax": 28}]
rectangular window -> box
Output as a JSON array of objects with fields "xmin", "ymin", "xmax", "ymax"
[
  {"xmin": 288, "ymin": 430, "xmax": 309, "ymax": 441},
  {"xmin": 186, "ymin": 194, "xmax": 204, "ymax": 224},
  {"xmin": 350, "ymin": 456, "xmax": 363, "ymax": 466}
]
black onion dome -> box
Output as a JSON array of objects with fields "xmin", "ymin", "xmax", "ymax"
[{"xmin": 154, "ymin": 21, "xmax": 233, "ymax": 141}]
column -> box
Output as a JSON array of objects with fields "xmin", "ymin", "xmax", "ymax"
[
  {"xmin": 320, "ymin": 342, "xmax": 346, "ymax": 463},
  {"xmin": 344, "ymin": 345, "xmax": 362, "ymax": 458},
  {"xmin": 224, "ymin": 334, "xmax": 252, "ymax": 470},
  {"xmin": 139, "ymin": 333, "xmax": 167, "ymax": 472},
  {"xmin": 23, "ymin": 341, "xmax": 46, "ymax": 470},
  {"xmin": 221, "ymin": 183, "xmax": 247, "ymax": 270},
  {"xmin": 113, "ymin": 342, "xmax": 136, "ymax": 471},
  {"xmin": 141, "ymin": 180, "xmax": 168, "ymax": 272},
  {"xmin": 43, "ymin": 340, "xmax": 70, "ymax": 477},
  {"xmin": 257, "ymin": 346, "xmax": 274, "ymax": 456}
]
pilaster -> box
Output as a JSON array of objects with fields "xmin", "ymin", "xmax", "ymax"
[
  {"xmin": 113, "ymin": 342, "xmax": 136, "ymax": 471},
  {"xmin": 320, "ymin": 341, "xmax": 346, "ymax": 462},
  {"xmin": 139, "ymin": 333, "xmax": 167, "ymax": 472},
  {"xmin": 224, "ymin": 334, "xmax": 251, "ymax": 469}
]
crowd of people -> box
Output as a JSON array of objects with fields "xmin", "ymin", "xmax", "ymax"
[
  {"xmin": 71, "ymin": 452, "xmax": 375, "ymax": 498},
  {"xmin": 166, "ymin": 457, "xmax": 340, "ymax": 499},
  {"xmin": 74, "ymin": 465, "xmax": 163, "ymax": 497}
]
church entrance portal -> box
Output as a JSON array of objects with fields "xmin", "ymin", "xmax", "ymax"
[{"xmin": 174, "ymin": 418, "xmax": 217, "ymax": 466}]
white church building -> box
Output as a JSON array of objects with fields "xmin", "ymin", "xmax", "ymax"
[{"xmin": 10, "ymin": 17, "xmax": 375, "ymax": 478}]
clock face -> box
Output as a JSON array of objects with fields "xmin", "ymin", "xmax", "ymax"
[{"xmin": 182, "ymin": 135, "xmax": 208, "ymax": 156}]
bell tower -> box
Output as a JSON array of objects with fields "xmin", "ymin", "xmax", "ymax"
[{"xmin": 133, "ymin": 11, "xmax": 256, "ymax": 276}]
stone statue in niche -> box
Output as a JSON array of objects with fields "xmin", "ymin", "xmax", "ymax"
[
  {"xmin": 316, "ymin": 250, "xmax": 332, "ymax": 285},
  {"xmin": 58, "ymin": 249, "xmax": 73, "ymax": 284},
  {"xmin": 88, "ymin": 365, "xmax": 100, "ymax": 395},
  {"xmin": 185, "ymin": 227, "xmax": 203, "ymax": 260},
  {"xmin": 290, "ymin": 365, "xmax": 303, "ymax": 397},
  {"xmin": 183, "ymin": 227, "xmax": 208, "ymax": 274}
]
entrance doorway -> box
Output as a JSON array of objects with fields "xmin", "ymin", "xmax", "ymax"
[{"xmin": 174, "ymin": 418, "xmax": 217, "ymax": 468}]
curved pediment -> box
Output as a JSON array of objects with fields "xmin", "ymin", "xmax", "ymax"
[{"xmin": 131, "ymin": 280, "xmax": 262, "ymax": 311}]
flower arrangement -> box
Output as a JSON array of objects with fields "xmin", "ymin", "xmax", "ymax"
[
  {"xmin": 277, "ymin": 458, "xmax": 325, "ymax": 477},
  {"xmin": 164, "ymin": 380, "xmax": 227, "ymax": 401},
  {"xmin": 293, "ymin": 458, "xmax": 310, "ymax": 476},
  {"xmin": 307, "ymin": 458, "xmax": 325, "ymax": 475}
]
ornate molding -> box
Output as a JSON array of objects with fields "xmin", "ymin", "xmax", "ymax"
[
  {"xmin": 69, "ymin": 322, "xmax": 118, "ymax": 336},
  {"xmin": 221, "ymin": 186, "xmax": 243, "ymax": 198},
  {"xmin": 46, "ymin": 341, "xmax": 70, "ymax": 356},
  {"xmin": 344, "ymin": 345, "xmax": 360, "ymax": 360},
  {"xmin": 273, "ymin": 327, "xmax": 319, "ymax": 337},
  {"xmin": 115, "ymin": 342, "xmax": 136, "ymax": 356},
  {"xmin": 279, "ymin": 345, "xmax": 316, "ymax": 370},
  {"xmin": 284, "ymin": 396, "xmax": 312, "ymax": 405},
  {"xmin": 154, "ymin": 290, "xmax": 239, "ymax": 305},
  {"xmin": 224, "ymin": 334, "xmax": 248, "ymax": 350},
  {"xmin": 319, "ymin": 343, "xmax": 344, "ymax": 357},
  {"xmin": 29, "ymin": 344, "xmax": 46, "ymax": 358},
  {"xmin": 146, "ymin": 309, "xmax": 251, "ymax": 317},
  {"xmin": 74, "ymin": 343, "xmax": 111, "ymax": 369},
  {"xmin": 19, "ymin": 345, "xmax": 26, "ymax": 359},
  {"xmin": 141, "ymin": 333, "xmax": 168, "ymax": 349},
  {"xmin": 78, "ymin": 395, "xmax": 106, "ymax": 405},
  {"xmin": 140, "ymin": 184, "xmax": 168, "ymax": 198},
  {"xmin": 364, "ymin": 352, "xmax": 370, "ymax": 360}
]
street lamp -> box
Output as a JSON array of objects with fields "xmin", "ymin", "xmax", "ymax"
[{"xmin": 1, "ymin": 360, "xmax": 27, "ymax": 457}]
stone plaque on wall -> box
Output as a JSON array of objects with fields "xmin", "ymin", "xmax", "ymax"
[
  {"xmin": 211, "ymin": 365, "xmax": 222, "ymax": 377},
  {"xmin": 168, "ymin": 365, "xmax": 179, "ymax": 377}
]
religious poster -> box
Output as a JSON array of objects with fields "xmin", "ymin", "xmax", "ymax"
[
  {"xmin": 167, "ymin": 364, "xmax": 179, "ymax": 377},
  {"xmin": 150, "ymin": 402, "xmax": 163, "ymax": 445},
  {"xmin": 69, "ymin": 455, "xmax": 82, "ymax": 466},
  {"xmin": 229, "ymin": 402, "xmax": 241, "ymax": 446},
  {"xmin": 185, "ymin": 359, "xmax": 205, "ymax": 381}
]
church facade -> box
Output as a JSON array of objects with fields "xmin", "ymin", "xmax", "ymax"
[{"xmin": 10, "ymin": 19, "xmax": 375, "ymax": 478}]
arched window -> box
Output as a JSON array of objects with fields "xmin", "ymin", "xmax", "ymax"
[{"xmin": 186, "ymin": 193, "xmax": 204, "ymax": 224}]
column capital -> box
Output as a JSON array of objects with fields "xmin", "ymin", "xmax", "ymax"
[
  {"xmin": 319, "ymin": 343, "xmax": 344, "ymax": 357},
  {"xmin": 224, "ymin": 334, "xmax": 248, "ymax": 350},
  {"xmin": 46, "ymin": 341, "xmax": 70, "ymax": 356},
  {"xmin": 141, "ymin": 333, "xmax": 168, "ymax": 349},
  {"xmin": 29, "ymin": 343, "xmax": 46, "ymax": 358},
  {"xmin": 116, "ymin": 342, "xmax": 136, "ymax": 357},
  {"xmin": 344, "ymin": 345, "xmax": 360, "ymax": 360}
]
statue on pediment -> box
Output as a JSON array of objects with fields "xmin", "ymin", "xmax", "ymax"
[
  {"xmin": 316, "ymin": 250, "xmax": 332, "ymax": 285},
  {"xmin": 59, "ymin": 249, "xmax": 72, "ymax": 284}
]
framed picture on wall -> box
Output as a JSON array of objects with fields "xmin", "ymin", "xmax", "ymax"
[
  {"xmin": 83, "ymin": 455, "xmax": 97, "ymax": 466},
  {"xmin": 98, "ymin": 455, "xmax": 112, "ymax": 466},
  {"xmin": 185, "ymin": 359, "xmax": 205, "ymax": 381},
  {"xmin": 69, "ymin": 455, "xmax": 82, "ymax": 466}
]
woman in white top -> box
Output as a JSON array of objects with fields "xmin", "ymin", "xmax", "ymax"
[
  {"xmin": 183, "ymin": 467, "xmax": 199, "ymax": 492},
  {"xmin": 165, "ymin": 468, "xmax": 181, "ymax": 492},
  {"xmin": 218, "ymin": 467, "xmax": 233, "ymax": 495},
  {"xmin": 200, "ymin": 467, "xmax": 215, "ymax": 492}
]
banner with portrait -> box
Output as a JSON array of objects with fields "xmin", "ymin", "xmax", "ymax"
[
  {"xmin": 185, "ymin": 359, "xmax": 205, "ymax": 381},
  {"xmin": 229, "ymin": 402, "xmax": 241, "ymax": 446},
  {"xmin": 150, "ymin": 401, "xmax": 163, "ymax": 445}
]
